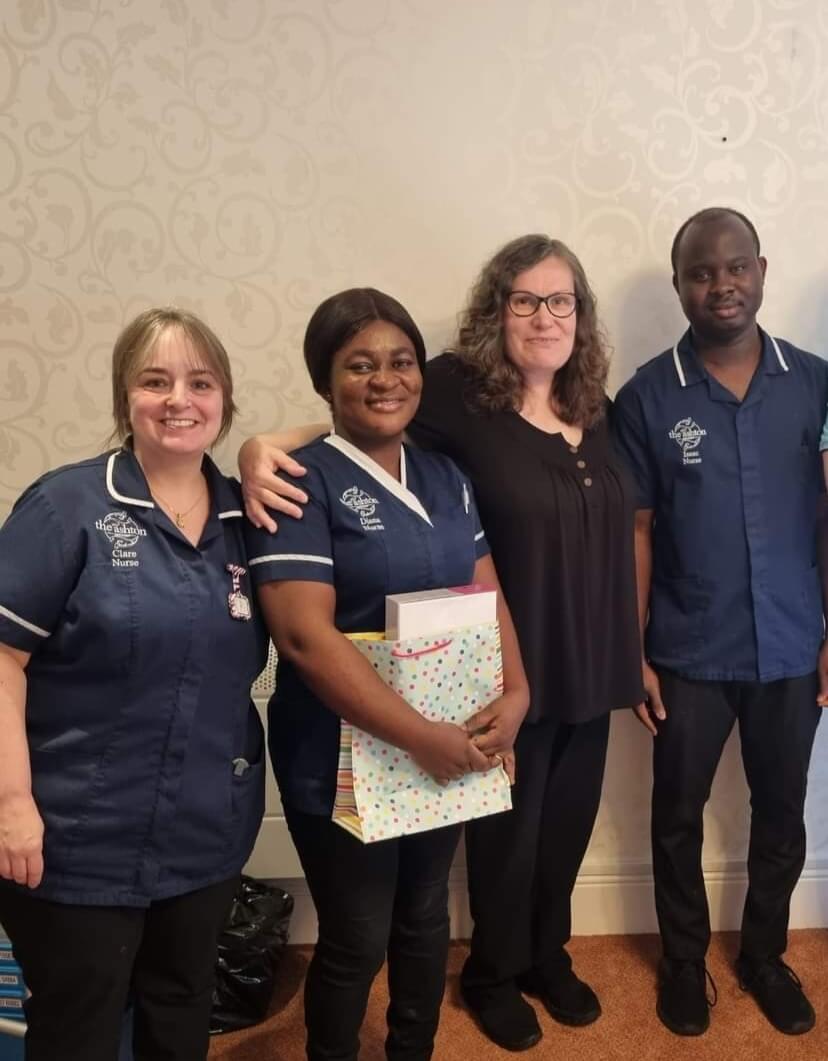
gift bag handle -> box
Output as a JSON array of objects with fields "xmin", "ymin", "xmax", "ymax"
[{"xmin": 391, "ymin": 638, "xmax": 453, "ymax": 659}]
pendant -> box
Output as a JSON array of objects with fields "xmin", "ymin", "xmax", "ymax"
[
  {"xmin": 226, "ymin": 563, "xmax": 251, "ymax": 621},
  {"xmin": 228, "ymin": 590, "xmax": 252, "ymax": 621},
  {"xmin": 174, "ymin": 513, "xmax": 185, "ymax": 528}
]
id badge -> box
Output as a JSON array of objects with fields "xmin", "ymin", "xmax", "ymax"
[
  {"xmin": 228, "ymin": 590, "xmax": 252, "ymax": 621},
  {"xmin": 226, "ymin": 563, "xmax": 252, "ymax": 622}
]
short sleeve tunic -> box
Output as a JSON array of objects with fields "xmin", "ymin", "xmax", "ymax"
[
  {"xmin": 245, "ymin": 432, "xmax": 490, "ymax": 815},
  {"xmin": 0, "ymin": 450, "xmax": 268, "ymax": 906},
  {"xmin": 613, "ymin": 329, "xmax": 828, "ymax": 682},
  {"xmin": 408, "ymin": 354, "xmax": 644, "ymax": 725}
]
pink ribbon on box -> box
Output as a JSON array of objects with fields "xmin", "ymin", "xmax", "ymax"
[{"xmin": 391, "ymin": 638, "xmax": 453, "ymax": 659}]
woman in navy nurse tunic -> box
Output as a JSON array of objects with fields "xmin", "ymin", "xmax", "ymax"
[
  {"xmin": 244, "ymin": 288, "xmax": 529, "ymax": 1061},
  {"xmin": 0, "ymin": 308, "xmax": 268, "ymax": 1061},
  {"xmin": 242, "ymin": 235, "xmax": 646, "ymax": 1053}
]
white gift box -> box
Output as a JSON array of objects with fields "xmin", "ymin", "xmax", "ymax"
[{"xmin": 384, "ymin": 584, "xmax": 496, "ymax": 640}]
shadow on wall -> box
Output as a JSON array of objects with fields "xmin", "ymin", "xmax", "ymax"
[
  {"xmin": 586, "ymin": 712, "xmax": 752, "ymax": 936},
  {"xmin": 805, "ymin": 721, "xmax": 828, "ymax": 926},
  {"xmin": 787, "ymin": 271, "xmax": 828, "ymax": 359},
  {"xmin": 775, "ymin": 272, "xmax": 828, "ymax": 924},
  {"xmin": 608, "ymin": 268, "xmax": 687, "ymax": 392},
  {"xmin": 422, "ymin": 316, "xmax": 457, "ymax": 361}
]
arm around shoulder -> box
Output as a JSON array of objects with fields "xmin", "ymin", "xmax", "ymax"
[{"xmin": 238, "ymin": 424, "xmax": 329, "ymax": 531}]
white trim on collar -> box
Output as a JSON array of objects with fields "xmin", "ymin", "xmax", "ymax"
[
  {"xmin": 0, "ymin": 604, "xmax": 50, "ymax": 638},
  {"xmin": 770, "ymin": 336, "xmax": 789, "ymax": 371},
  {"xmin": 218, "ymin": 510, "xmax": 243, "ymax": 520},
  {"xmin": 672, "ymin": 344, "xmax": 687, "ymax": 388},
  {"xmin": 323, "ymin": 433, "xmax": 434, "ymax": 527},
  {"xmin": 673, "ymin": 336, "xmax": 789, "ymax": 387},
  {"xmin": 105, "ymin": 451, "xmax": 154, "ymax": 509}
]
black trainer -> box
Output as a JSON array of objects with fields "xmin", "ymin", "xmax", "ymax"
[
  {"xmin": 460, "ymin": 979, "xmax": 542, "ymax": 1052},
  {"xmin": 656, "ymin": 958, "xmax": 716, "ymax": 1036},
  {"xmin": 736, "ymin": 956, "xmax": 815, "ymax": 1035},
  {"xmin": 517, "ymin": 968, "xmax": 601, "ymax": 1026}
]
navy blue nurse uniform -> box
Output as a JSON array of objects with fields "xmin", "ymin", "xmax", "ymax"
[
  {"xmin": 245, "ymin": 431, "xmax": 489, "ymax": 815},
  {"xmin": 613, "ymin": 327, "xmax": 828, "ymax": 966},
  {"xmin": 0, "ymin": 448, "xmax": 268, "ymax": 906},
  {"xmin": 245, "ymin": 431, "xmax": 490, "ymax": 1061},
  {"xmin": 614, "ymin": 328, "xmax": 828, "ymax": 682}
]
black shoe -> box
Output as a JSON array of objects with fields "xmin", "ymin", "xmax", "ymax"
[
  {"xmin": 736, "ymin": 956, "xmax": 815, "ymax": 1035},
  {"xmin": 517, "ymin": 968, "xmax": 601, "ymax": 1026},
  {"xmin": 656, "ymin": 958, "xmax": 716, "ymax": 1036},
  {"xmin": 460, "ymin": 980, "xmax": 542, "ymax": 1052}
]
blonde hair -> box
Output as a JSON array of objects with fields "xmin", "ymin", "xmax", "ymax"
[{"xmin": 111, "ymin": 307, "xmax": 237, "ymax": 444}]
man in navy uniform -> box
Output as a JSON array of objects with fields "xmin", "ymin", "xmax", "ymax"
[{"xmin": 614, "ymin": 207, "xmax": 828, "ymax": 1038}]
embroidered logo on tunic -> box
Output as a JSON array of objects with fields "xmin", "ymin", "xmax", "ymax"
[
  {"xmin": 668, "ymin": 418, "xmax": 707, "ymax": 465},
  {"xmin": 339, "ymin": 487, "xmax": 385, "ymax": 532},
  {"xmin": 95, "ymin": 511, "xmax": 147, "ymax": 567}
]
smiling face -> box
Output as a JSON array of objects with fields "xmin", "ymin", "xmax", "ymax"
[
  {"xmin": 502, "ymin": 256, "xmax": 577, "ymax": 382},
  {"xmin": 327, "ymin": 319, "xmax": 423, "ymax": 451},
  {"xmin": 673, "ymin": 214, "xmax": 767, "ymax": 345},
  {"xmin": 127, "ymin": 326, "xmax": 224, "ymax": 463}
]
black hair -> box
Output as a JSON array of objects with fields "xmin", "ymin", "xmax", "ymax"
[
  {"xmin": 303, "ymin": 287, "xmax": 427, "ymax": 394},
  {"xmin": 670, "ymin": 207, "xmax": 761, "ymax": 274}
]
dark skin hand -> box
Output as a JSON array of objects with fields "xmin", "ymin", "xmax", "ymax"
[{"xmin": 258, "ymin": 579, "xmax": 492, "ymax": 784}]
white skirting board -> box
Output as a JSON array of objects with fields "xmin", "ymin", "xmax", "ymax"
[{"xmin": 272, "ymin": 859, "xmax": 828, "ymax": 946}]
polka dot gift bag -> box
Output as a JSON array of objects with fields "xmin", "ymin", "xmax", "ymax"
[{"xmin": 332, "ymin": 622, "xmax": 512, "ymax": 842}]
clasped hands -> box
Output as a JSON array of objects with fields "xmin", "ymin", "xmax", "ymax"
[{"xmin": 413, "ymin": 690, "xmax": 524, "ymax": 786}]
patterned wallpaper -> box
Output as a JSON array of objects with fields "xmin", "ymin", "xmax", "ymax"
[{"xmin": 2, "ymin": 0, "xmax": 828, "ymax": 874}]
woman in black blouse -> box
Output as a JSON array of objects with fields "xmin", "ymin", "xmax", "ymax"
[{"xmin": 241, "ymin": 235, "xmax": 645, "ymax": 1052}]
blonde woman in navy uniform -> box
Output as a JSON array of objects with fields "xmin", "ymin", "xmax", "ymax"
[
  {"xmin": 244, "ymin": 288, "xmax": 530, "ymax": 1061},
  {"xmin": 0, "ymin": 308, "xmax": 267, "ymax": 1061}
]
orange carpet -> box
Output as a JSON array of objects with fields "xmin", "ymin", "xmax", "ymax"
[{"xmin": 208, "ymin": 930, "xmax": 828, "ymax": 1060}]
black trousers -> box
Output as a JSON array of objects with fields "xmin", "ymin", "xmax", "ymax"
[
  {"xmin": 652, "ymin": 669, "xmax": 821, "ymax": 963},
  {"xmin": 462, "ymin": 712, "xmax": 610, "ymax": 992},
  {"xmin": 0, "ymin": 876, "xmax": 238, "ymax": 1061},
  {"xmin": 285, "ymin": 805, "xmax": 461, "ymax": 1061}
]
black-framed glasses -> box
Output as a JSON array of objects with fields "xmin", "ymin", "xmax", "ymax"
[{"xmin": 507, "ymin": 290, "xmax": 578, "ymax": 318}]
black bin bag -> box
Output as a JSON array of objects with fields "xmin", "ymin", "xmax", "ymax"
[{"xmin": 210, "ymin": 875, "xmax": 294, "ymax": 1034}]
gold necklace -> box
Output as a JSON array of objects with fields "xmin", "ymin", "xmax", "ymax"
[{"xmin": 149, "ymin": 483, "xmax": 207, "ymax": 528}]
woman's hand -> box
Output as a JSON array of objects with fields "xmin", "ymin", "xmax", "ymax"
[
  {"xmin": 463, "ymin": 689, "xmax": 528, "ymax": 758},
  {"xmin": 479, "ymin": 748, "xmax": 517, "ymax": 785},
  {"xmin": 410, "ymin": 721, "xmax": 492, "ymax": 785},
  {"xmin": 464, "ymin": 555, "xmax": 529, "ymax": 783},
  {"xmin": 238, "ymin": 437, "xmax": 308, "ymax": 532},
  {"xmin": 0, "ymin": 791, "xmax": 44, "ymax": 889}
]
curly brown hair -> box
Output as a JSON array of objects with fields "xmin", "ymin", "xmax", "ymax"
[{"xmin": 449, "ymin": 234, "xmax": 610, "ymax": 428}]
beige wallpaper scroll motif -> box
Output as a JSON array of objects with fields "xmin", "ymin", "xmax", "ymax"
[{"xmin": 3, "ymin": 0, "xmax": 828, "ymax": 890}]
